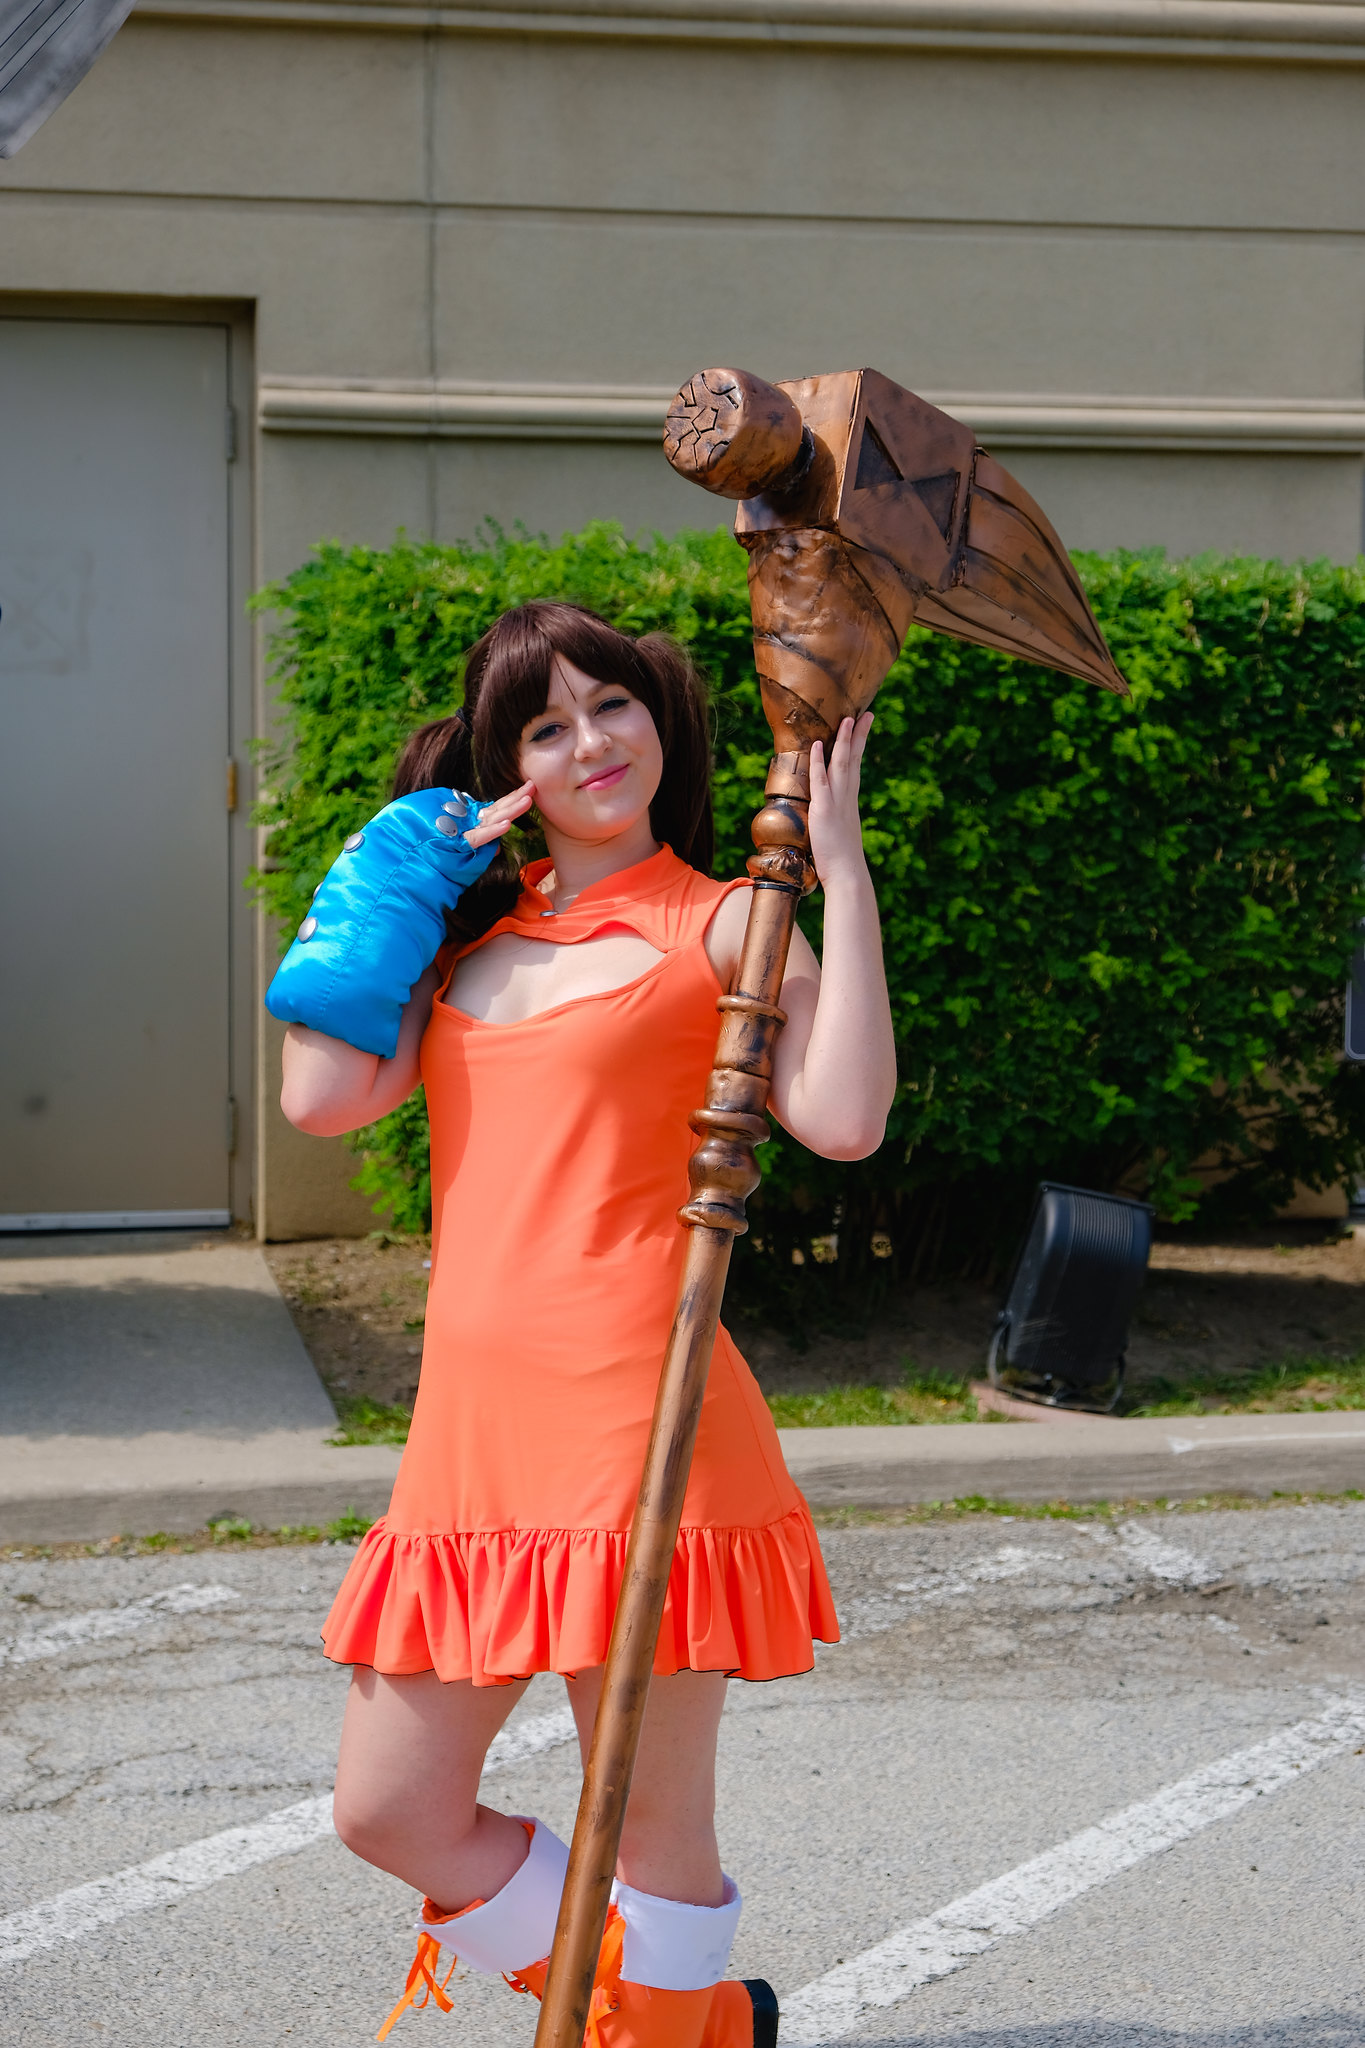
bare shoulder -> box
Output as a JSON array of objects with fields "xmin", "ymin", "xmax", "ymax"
[
  {"xmin": 702, "ymin": 882, "xmax": 752, "ymax": 987},
  {"xmin": 702, "ymin": 883, "xmax": 820, "ymax": 991}
]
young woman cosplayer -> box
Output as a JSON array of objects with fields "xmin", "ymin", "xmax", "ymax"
[{"xmin": 271, "ymin": 602, "xmax": 896, "ymax": 2045}]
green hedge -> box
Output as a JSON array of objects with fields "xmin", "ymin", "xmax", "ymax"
[{"xmin": 251, "ymin": 525, "xmax": 1365, "ymax": 1319}]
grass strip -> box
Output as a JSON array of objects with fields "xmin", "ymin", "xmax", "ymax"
[
  {"xmin": 810, "ymin": 1487, "xmax": 1365, "ymax": 1528},
  {"xmin": 767, "ymin": 1371, "xmax": 987, "ymax": 1428},
  {"xmin": 1128, "ymin": 1351, "xmax": 1365, "ymax": 1417},
  {"xmin": 0, "ymin": 1509, "xmax": 383, "ymax": 1561},
  {"xmin": 327, "ymin": 1396, "xmax": 413, "ymax": 1446},
  {"xmin": 3, "ymin": 1488, "xmax": 1363, "ymax": 1562},
  {"xmin": 770, "ymin": 1351, "xmax": 1365, "ymax": 1426}
]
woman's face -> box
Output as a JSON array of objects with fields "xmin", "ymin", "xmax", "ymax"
[{"xmin": 517, "ymin": 655, "xmax": 664, "ymax": 846}]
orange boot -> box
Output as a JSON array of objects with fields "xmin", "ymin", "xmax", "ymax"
[
  {"xmin": 506, "ymin": 1948, "xmax": 777, "ymax": 2048},
  {"xmin": 702, "ymin": 1979, "xmax": 778, "ymax": 2048},
  {"xmin": 378, "ymin": 1816, "xmax": 569, "ymax": 2040},
  {"xmin": 581, "ymin": 1910, "xmax": 717, "ymax": 2048},
  {"xmin": 504, "ymin": 1884, "xmax": 778, "ymax": 2048}
]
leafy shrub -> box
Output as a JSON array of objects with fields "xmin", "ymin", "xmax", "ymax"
[
  {"xmin": 251, "ymin": 526, "xmax": 1365, "ymax": 1314},
  {"xmin": 348, "ymin": 1091, "xmax": 431, "ymax": 1237}
]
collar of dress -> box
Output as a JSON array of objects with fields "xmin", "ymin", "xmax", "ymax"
[{"xmin": 506, "ymin": 843, "xmax": 689, "ymax": 940}]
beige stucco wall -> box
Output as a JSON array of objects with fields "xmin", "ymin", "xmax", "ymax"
[
  {"xmin": 6, "ymin": 0, "xmax": 1365, "ymax": 1234},
  {"xmin": 255, "ymin": 1012, "xmax": 377, "ymax": 1240}
]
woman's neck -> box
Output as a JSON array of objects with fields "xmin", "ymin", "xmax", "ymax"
[{"xmin": 539, "ymin": 817, "xmax": 663, "ymax": 914}]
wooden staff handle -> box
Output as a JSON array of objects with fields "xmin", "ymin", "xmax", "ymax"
[{"xmin": 531, "ymin": 749, "xmax": 816, "ymax": 2048}]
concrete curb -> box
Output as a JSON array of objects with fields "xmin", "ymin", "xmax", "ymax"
[
  {"xmin": 0, "ymin": 1431, "xmax": 404, "ymax": 1543},
  {"xmin": 5, "ymin": 1411, "xmax": 1364, "ymax": 1542},
  {"xmin": 779, "ymin": 1410, "xmax": 1365, "ymax": 1506}
]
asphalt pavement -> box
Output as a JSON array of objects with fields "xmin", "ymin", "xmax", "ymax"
[{"xmin": 2, "ymin": 1502, "xmax": 1363, "ymax": 2047}]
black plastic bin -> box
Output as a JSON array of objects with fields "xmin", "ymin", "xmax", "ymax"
[{"xmin": 987, "ymin": 1182, "xmax": 1154, "ymax": 1413}]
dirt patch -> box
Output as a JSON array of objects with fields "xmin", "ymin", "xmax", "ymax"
[
  {"xmin": 264, "ymin": 1235, "xmax": 432, "ymax": 1413},
  {"xmin": 265, "ymin": 1221, "xmax": 1365, "ymax": 1419},
  {"xmin": 736, "ymin": 1223, "xmax": 1365, "ymax": 1406}
]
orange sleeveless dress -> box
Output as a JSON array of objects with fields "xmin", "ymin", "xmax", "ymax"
[{"xmin": 321, "ymin": 845, "xmax": 839, "ymax": 1687}]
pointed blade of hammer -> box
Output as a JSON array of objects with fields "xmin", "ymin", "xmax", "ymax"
[{"xmin": 910, "ymin": 450, "xmax": 1129, "ymax": 695}]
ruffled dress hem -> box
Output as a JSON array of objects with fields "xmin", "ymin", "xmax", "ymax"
[{"xmin": 321, "ymin": 1501, "xmax": 840, "ymax": 1686}]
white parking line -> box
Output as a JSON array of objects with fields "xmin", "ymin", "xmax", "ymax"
[
  {"xmin": 819, "ymin": 1542, "xmax": 1067, "ymax": 1643},
  {"xmin": 8, "ymin": 1666, "xmax": 1359, "ymax": 2024},
  {"xmin": 1114, "ymin": 1522, "xmax": 1220, "ymax": 1589},
  {"xmin": 0, "ymin": 1795, "xmax": 336, "ymax": 1967},
  {"xmin": 877, "ymin": 1524, "xmax": 1222, "ymax": 1627},
  {"xmin": 777, "ymin": 1693, "xmax": 1365, "ymax": 2044},
  {"xmin": 0, "ymin": 1704, "xmax": 577, "ymax": 1965},
  {"xmin": 893, "ymin": 1543, "xmax": 1066, "ymax": 1603},
  {"xmin": 0, "ymin": 1584, "xmax": 240, "ymax": 1668}
]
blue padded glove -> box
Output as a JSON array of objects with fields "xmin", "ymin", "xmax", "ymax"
[{"xmin": 265, "ymin": 786, "xmax": 496, "ymax": 1058}]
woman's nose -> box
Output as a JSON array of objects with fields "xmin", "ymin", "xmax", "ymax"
[{"xmin": 575, "ymin": 720, "xmax": 609, "ymax": 757}]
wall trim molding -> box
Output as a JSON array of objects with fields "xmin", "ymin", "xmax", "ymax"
[
  {"xmin": 258, "ymin": 379, "xmax": 1365, "ymax": 453},
  {"xmin": 259, "ymin": 380, "xmax": 671, "ymax": 441},
  {"xmin": 133, "ymin": 0, "xmax": 1365, "ymax": 61}
]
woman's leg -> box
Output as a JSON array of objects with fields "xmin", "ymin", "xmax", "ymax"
[
  {"xmin": 333, "ymin": 1666, "xmax": 532, "ymax": 1912},
  {"xmin": 560, "ymin": 1669, "xmax": 756, "ymax": 2048},
  {"xmin": 565, "ymin": 1667, "xmax": 728, "ymax": 1906}
]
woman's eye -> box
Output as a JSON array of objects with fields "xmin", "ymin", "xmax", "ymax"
[
  {"xmin": 528, "ymin": 722, "xmax": 562, "ymax": 744},
  {"xmin": 596, "ymin": 696, "xmax": 630, "ymax": 714}
]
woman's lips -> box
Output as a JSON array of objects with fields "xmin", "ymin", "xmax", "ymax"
[{"xmin": 579, "ymin": 763, "xmax": 629, "ymax": 791}]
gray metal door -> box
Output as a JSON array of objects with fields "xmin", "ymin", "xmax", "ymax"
[{"xmin": 0, "ymin": 318, "xmax": 232, "ymax": 1227}]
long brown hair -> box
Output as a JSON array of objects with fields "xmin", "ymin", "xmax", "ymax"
[{"xmin": 390, "ymin": 602, "xmax": 714, "ymax": 945}]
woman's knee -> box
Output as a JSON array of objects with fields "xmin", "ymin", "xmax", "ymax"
[
  {"xmin": 333, "ymin": 1666, "xmax": 522, "ymax": 1875},
  {"xmin": 331, "ymin": 1768, "xmax": 413, "ymax": 1870},
  {"xmin": 331, "ymin": 1758, "xmax": 473, "ymax": 1874}
]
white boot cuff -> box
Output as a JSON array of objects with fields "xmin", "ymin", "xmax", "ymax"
[
  {"xmin": 421, "ymin": 1817, "xmax": 569, "ymax": 1975},
  {"xmin": 612, "ymin": 1876, "xmax": 742, "ymax": 1991}
]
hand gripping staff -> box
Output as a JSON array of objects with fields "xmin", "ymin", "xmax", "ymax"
[{"xmin": 532, "ymin": 367, "xmax": 1129, "ymax": 2048}]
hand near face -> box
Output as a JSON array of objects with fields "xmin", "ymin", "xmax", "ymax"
[
  {"xmin": 463, "ymin": 781, "xmax": 536, "ymax": 850},
  {"xmin": 807, "ymin": 714, "xmax": 873, "ymax": 890}
]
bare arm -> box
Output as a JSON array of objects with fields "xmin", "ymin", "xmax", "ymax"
[
  {"xmin": 706, "ymin": 714, "xmax": 895, "ymax": 1161},
  {"xmin": 279, "ymin": 963, "xmax": 443, "ymax": 1135}
]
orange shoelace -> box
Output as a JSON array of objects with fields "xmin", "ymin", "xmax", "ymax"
[
  {"xmin": 376, "ymin": 1932, "xmax": 461, "ymax": 2042},
  {"xmin": 377, "ymin": 1823, "xmax": 538, "ymax": 2039},
  {"xmin": 378, "ymin": 1872, "xmax": 622, "ymax": 2042}
]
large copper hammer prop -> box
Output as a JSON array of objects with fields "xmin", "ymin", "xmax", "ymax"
[{"xmin": 531, "ymin": 368, "xmax": 1126, "ymax": 2048}]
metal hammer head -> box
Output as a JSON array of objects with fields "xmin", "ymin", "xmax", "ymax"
[{"xmin": 664, "ymin": 366, "xmax": 1127, "ymax": 753}]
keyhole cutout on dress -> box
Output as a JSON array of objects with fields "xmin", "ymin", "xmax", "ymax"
[{"xmin": 443, "ymin": 925, "xmax": 668, "ymax": 1025}]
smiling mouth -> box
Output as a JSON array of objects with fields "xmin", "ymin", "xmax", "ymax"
[{"xmin": 579, "ymin": 764, "xmax": 629, "ymax": 791}]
